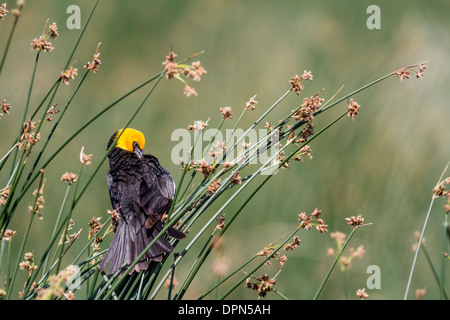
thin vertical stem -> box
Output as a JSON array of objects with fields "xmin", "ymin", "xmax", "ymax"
[
  {"xmin": 10, "ymin": 52, "xmax": 40, "ymax": 177},
  {"xmin": 440, "ymin": 212, "xmax": 448, "ymax": 299},
  {"xmin": 404, "ymin": 162, "xmax": 448, "ymax": 300},
  {"xmin": 0, "ymin": 5, "xmax": 22, "ymax": 76},
  {"xmin": 5, "ymin": 170, "xmax": 45, "ymax": 299},
  {"xmin": 313, "ymin": 227, "xmax": 357, "ymax": 300}
]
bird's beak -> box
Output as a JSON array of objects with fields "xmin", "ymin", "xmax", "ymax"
[{"xmin": 133, "ymin": 142, "xmax": 143, "ymax": 159}]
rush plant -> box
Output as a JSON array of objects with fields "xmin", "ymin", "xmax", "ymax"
[{"xmin": 0, "ymin": 1, "xmax": 438, "ymax": 301}]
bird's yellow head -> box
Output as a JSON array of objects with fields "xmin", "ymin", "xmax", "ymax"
[{"xmin": 114, "ymin": 128, "xmax": 145, "ymax": 153}]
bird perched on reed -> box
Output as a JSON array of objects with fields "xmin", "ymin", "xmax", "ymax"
[{"xmin": 100, "ymin": 128, "xmax": 185, "ymax": 275}]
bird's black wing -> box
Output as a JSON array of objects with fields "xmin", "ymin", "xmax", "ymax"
[{"xmin": 139, "ymin": 155, "xmax": 186, "ymax": 239}]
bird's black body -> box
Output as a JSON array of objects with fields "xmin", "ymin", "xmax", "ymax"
[{"xmin": 100, "ymin": 130, "xmax": 185, "ymax": 275}]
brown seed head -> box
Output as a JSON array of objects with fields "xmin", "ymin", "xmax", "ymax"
[{"xmin": 0, "ymin": 3, "xmax": 9, "ymax": 19}]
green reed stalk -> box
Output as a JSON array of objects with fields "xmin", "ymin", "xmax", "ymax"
[
  {"xmin": 24, "ymin": 71, "xmax": 90, "ymax": 192},
  {"xmin": 199, "ymin": 254, "xmax": 258, "ymax": 300},
  {"xmin": 9, "ymin": 51, "xmax": 39, "ymax": 176},
  {"xmin": 313, "ymin": 227, "xmax": 357, "ymax": 300},
  {"xmin": 0, "ymin": 0, "xmax": 100, "ymax": 234},
  {"xmin": 218, "ymin": 226, "xmax": 301, "ymax": 300},
  {"xmin": 404, "ymin": 164, "xmax": 449, "ymax": 300},
  {"xmin": 72, "ymin": 217, "xmax": 111, "ymax": 266},
  {"xmin": 420, "ymin": 244, "xmax": 448, "ymax": 299},
  {"xmin": 403, "ymin": 193, "xmax": 435, "ymax": 299},
  {"xmin": 173, "ymin": 91, "xmax": 291, "ymax": 219},
  {"xmin": 5, "ymin": 71, "xmax": 164, "ymax": 227},
  {"xmin": 440, "ymin": 211, "xmax": 448, "ymax": 299},
  {"xmin": 0, "ymin": 144, "xmax": 17, "ymax": 171},
  {"xmin": 5, "ymin": 169, "xmax": 45, "ymax": 299},
  {"xmin": 55, "ymin": 163, "xmax": 84, "ymax": 274},
  {"xmin": 0, "ymin": 73, "xmax": 60, "ymax": 234},
  {"xmin": 0, "ymin": 4, "xmax": 22, "ymax": 76},
  {"xmin": 176, "ymin": 109, "xmax": 349, "ymax": 299},
  {"xmin": 149, "ymin": 91, "xmax": 350, "ymax": 299},
  {"xmin": 42, "ymin": 183, "xmax": 71, "ymax": 274}
]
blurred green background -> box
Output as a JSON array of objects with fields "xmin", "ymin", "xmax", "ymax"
[{"xmin": 1, "ymin": 0, "xmax": 449, "ymax": 299}]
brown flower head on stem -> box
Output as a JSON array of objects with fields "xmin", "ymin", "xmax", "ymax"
[
  {"xmin": 230, "ymin": 171, "xmax": 242, "ymax": 187},
  {"xmin": 31, "ymin": 36, "xmax": 54, "ymax": 52},
  {"xmin": 0, "ymin": 98, "xmax": 11, "ymax": 118},
  {"xmin": 48, "ymin": 22, "xmax": 58, "ymax": 39},
  {"xmin": 208, "ymin": 179, "xmax": 221, "ymax": 195},
  {"xmin": 209, "ymin": 148, "xmax": 218, "ymax": 158},
  {"xmin": 347, "ymin": 98, "xmax": 360, "ymax": 120},
  {"xmin": 283, "ymin": 236, "xmax": 301, "ymax": 251},
  {"xmin": 19, "ymin": 252, "xmax": 38, "ymax": 276},
  {"xmin": 219, "ymin": 106, "xmax": 233, "ymax": 120},
  {"xmin": 0, "ymin": 185, "xmax": 10, "ymax": 206},
  {"xmin": 289, "ymin": 75, "xmax": 303, "ymax": 95},
  {"xmin": 31, "ymin": 21, "xmax": 58, "ymax": 53},
  {"xmin": 223, "ymin": 160, "xmax": 233, "ymax": 169},
  {"xmin": 279, "ymin": 255, "xmax": 287, "ymax": 267},
  {"xmin": 293, "ymin": 145, "xmax": 312, "ymax": 162},
  {"xmin": 264, "ymin": 121, "xmax": 273, "ymax": 130},
  {"xmin": 244, "ymin": 274, "xmax": 277, "ymax": 297},
  {"xmin": 80, "ymin": 146, "xmax": 93, "ymax": 166},
  {"xmin": 29, "ymin": 178, "xmax": 46, "ymax": 219},
  {"xmin": 191, "ymin": 60, "xmax": 206, "ymax": 75},
  {"xmin": 356, "ymin": 288, "xmax": 368, "ymax": 300},
  {"xmin": 18, "ymin": 119, "xmax": 40, "ymax": 151},
  {"xmin": 433, "ymin": 180, "xmax": 449, "ymax": 199},
  {"xmin": 0, "ymin": 3, "xmax": 9, "ymax": 20},
  {"xmin": 1, "ymin": 228, "xmax": 16, "ymax": 241},
  {"xmin": 289, "ymin": 70, "xmax": 313, "ymax": 95},
  {"xmin": 291, "ymin": 94, "xmax": 324, "ymax": 123},
  {"xmin": 245, "ymin": 96, "xmax": 258, "ymax": 110},
  {"xmin": 46, "ymin": 103, "xmax": 60, "ymax": 121},
  {"xmin": 301, "ymin": 70, "xmax": 313, "ymax": 81},
  {"xmin": 162, "ymin": 50, "xmax": 206, "ymax": 97},
  {"xmin": 196, "ymin": 158, "xmax": 216, "ymax": 179},
  {"xmin": 394, "ymin": 62, "xmax": 428, "ymax": 82},
  {"xmin": 88, "ymin": 216, "xmax": 103, "ymax": 240},
  {"xmin": 298, "ymin": 208, "xmax": 327, "ymax": 232},
  {"xmin": 345, "ymin": 215, "xmax": 365, "ymax": 229},
  {"xmin": 186, "ymin": 60, "xmax": 207, "ymax": 81},
  {"xmin": 188, "ymin": 119, "xmax": 209, "ymax": 132},
  {"xmin": 215, "ymin": 214, "xmax": 226, "ymax": 230},
  {"xmin": 13, "ymin": 0, "xmax": 24, "ymax": 17},
  {"xmin": 60, "ymin": 172, "xmax": 78, "ymax": 184},
  {"xmin": 162, "ymin": 51, "xmax": 179, "ymax": 79},
  {"xmin": 62, "ymin": 226, "xmax": 82, "ymax": 246},
  {"xmin": 179, "ymin": 160, "xmax": 196, "ymax": 172},
  {"xmin": 107, "ymin": 207, "xmax": 122, "ymax": 232},
  {"xmin": 215, "ymin": 140, "xmax": 226, "ymax": 151},
  {"xmin": 84, "ymin": 44, "xmax": 102, "ymax": 73},
  {"xmin": 183, "ymin": 85, "xmax": 197, "ymax": 97},
  {"xmin": 60, "ymin": 66, "xmax": 78, "ymax": 85}
]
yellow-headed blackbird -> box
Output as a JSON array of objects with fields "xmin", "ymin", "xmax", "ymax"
[{"xmin": 100, "ymin": 128, "xmax": 185, "ymax": 275}]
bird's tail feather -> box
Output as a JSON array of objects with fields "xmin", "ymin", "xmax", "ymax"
[{"xmin": 100, "ymin": 220, "xmax": 178, "ymax": 275}]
